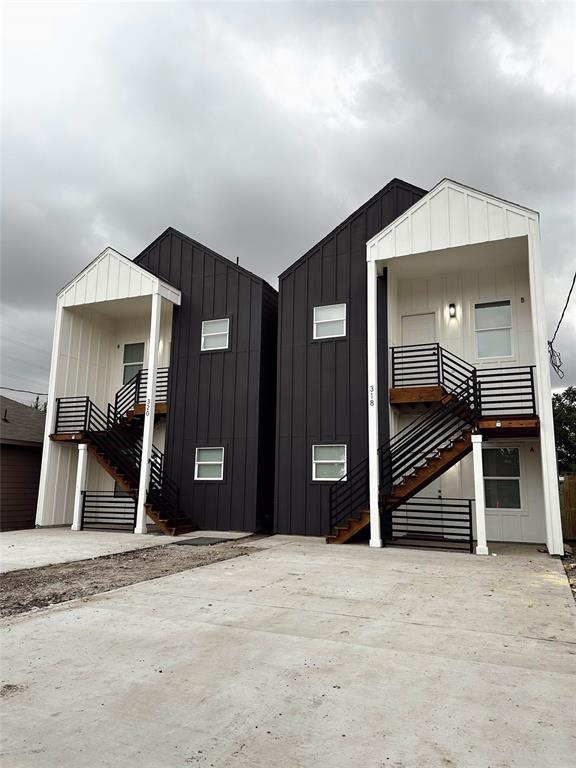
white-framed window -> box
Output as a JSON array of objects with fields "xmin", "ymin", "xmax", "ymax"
[
  {"xmin": 201, "ymin": 318, "xmax": 230, "ymax": 351},
  {"xmin": 123, "ymin": 342, "xmax": 145, "ymax": 384},
  {"xmin": 313, "ymin": 303, "xmax": 346, "ymax": 340},
  {"xmin": 483, "ymin": 447, "xmax": 521, "ymax": 509},
  {"xmin": 474, "ymin": 300, "xmax": 512, "ymax": 359},
  {"xmin": 194, "ymin": 447, "xmax": 225, "ymax": 480},
  {"xmin": 312, "ymin": 444, "xmax": 347, "ymax": 481}
]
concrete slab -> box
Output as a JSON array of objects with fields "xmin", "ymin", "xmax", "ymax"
[
  {"xmin": 0, "ymin": 528, "xmax": 251, "ymax": 572},
  {"xmin": 1, "ymin": 540, "xmax": 575, "ymax": 768}
]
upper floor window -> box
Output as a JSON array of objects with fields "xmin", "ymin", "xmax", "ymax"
[
  {"xmin": 195, "ymin": 447, "xmax": 225, "ymax": 480},
  {"xmin": 312, "ymin": 444, "xmax": 347, "ymax": 481},
  {"xmin": 201, "ymin": 318, "xmax": 229, "ymax": 351},
  {"xmin": 483, "ymin": 447, "xmax": 521, "ymax": 509},
  {"xmin": 123, "ymin": 342, "xmax": 145, "ymax": 384},
  {"xmin": 313, "ymin": 303, "xmax": 346, "ymax": 340},
  {"xmin": 474, "ymin": 300, "xmax": 512, "ymax": 359}
]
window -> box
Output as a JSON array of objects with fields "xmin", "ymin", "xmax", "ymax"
[
  {"xmin": 483, "ymin": 447, "xmax": 521, "ymax": 509},
  {"xmin": 201, "ymin": 319, "xmax": 229, "ymax": 351},
  {"xmin": 313, "ymin": 304, "xmax": 346, "ymax": 339},
  {"xmin": 312, "ymin": 444, "xmax": 347, "ymax": 481},
  {"xmin": 475, "ymin": 300, "xmax": 512, "ymax": 358},
  {"xmin": 123, "ymin": 342, "xmax": 145, "ymax": 384},
  {"xmin": 195, "ymin": 447, "xmax": 224, "ymax": 480}
]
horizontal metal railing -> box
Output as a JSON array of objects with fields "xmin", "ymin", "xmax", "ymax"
[
  {"xmin": 390, "ymin": 343, "xmax": 536, "ymax": 417},
  {"xmin": 115, "ymin": 367, "xmax": 169, "ymax": 417},
  {"xmin": 80, "ymin": 491, "xmax": 137, "ymax": 531},
  {"xmin": 384, "ymin": 496, "xmax": 473, "ymax": 552},
  {"xmin": 328, "ymin": 457, "xmax": 369, "ymax": 532}
]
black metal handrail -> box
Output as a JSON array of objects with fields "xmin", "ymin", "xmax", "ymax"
[
  {"xmin": 115, "ymin": 367, "xmax": 169, "ymax": 417},
  {"xmin": 384, "ymin": 496, "xmax": 473, "ymax": 553},
  {"xmin": 379, "ymin": 375, "xmax": 479, "ymax": 493},
  {"xmin": 328, "ymin": 457, "xmax": 369, "ymax": 532},
  {"xmin": 81, "ymin": 491, "xmax": 137, "ymax": 532},
  {"xmin": 54, "ymin": 395, "xmax": 185, "ymax": 528},
  {"xmin": 391, "ymin": 343, "xmax": 536, "ymax": 416}
]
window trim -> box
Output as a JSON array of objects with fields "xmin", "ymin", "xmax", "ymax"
[
  {"xmin": 122, "ymin": 341, "xmax": 146, "ymax": 385},
  {"xmin": 482, "ymin": 445, "xmax": 522, "ymax": 511},
  {"xmin": 312, "ymin": 303, "xmax": 347, "ymax": 341},
  {"xmin": 474, "ymin": 299, "xmax": 514, "ymax": 361},
  {"xmin": 312, "ymin": 443, "xmax": 347, "ymax": 482},
  {"xmin": 201, "ymin": 318, "xmax": 230, "ymax": 352},
  {"xmin": 194, "ymin": 446, "xmax": 225, "ymax": 481}
]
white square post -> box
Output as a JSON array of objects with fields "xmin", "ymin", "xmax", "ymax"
[
  {"xmin": 367, "ymin": 259, "xmax": 382, "ymax": 547},
  {"xmin": 472, "ymin": 434, "xmax": 489, "ymax": 555},
  {"xmin": 71, "ymin": 443, "xmax": 88, "ymax": 531},
  {"xmin": 135, "ymin": 292, "xmax": 162, "ymax": 534}
]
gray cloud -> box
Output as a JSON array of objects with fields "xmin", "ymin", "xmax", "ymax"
[{"xmin": 1, "ymin": 1, "xmax": 575, "ymax": 402}]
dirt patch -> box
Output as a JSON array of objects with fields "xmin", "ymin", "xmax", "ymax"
[
  {"xmin": 0, "ymin": 541, "xmax": 254, "ymax": 618},
  {"xmin": 561, "ymin": 550, "xmax": 576, "ymax": 604},
  {"xmin": 0, "ymin": 683, "xmax": 28, "ymax": 697}
]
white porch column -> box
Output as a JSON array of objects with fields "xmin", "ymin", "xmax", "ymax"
[
  {"xmin": 367, "ymin": 259, "xmax": 382, "ymax": 548},
  {"xmin": 472, "ymin": 434, "xmax": 489, "ymax": 555},
  {"xmin": 71, "ymin": 443, "xmax": 88, "ymax": 531},
  {"xmin": 135, "ymin": 292, "xmax": 162, "ymax": 534}
]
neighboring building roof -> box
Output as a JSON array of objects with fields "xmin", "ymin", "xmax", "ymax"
[
  {"xmin": 134, "ymin": 227, "xmax": 278, "ymax": 294},
  {"xmin": 0, "ymin": 396, "xmax": 46, "ymax": 447}
]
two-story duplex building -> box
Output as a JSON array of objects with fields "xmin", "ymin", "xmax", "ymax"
[{"xmin": 35, "ymin": 178, "xmax": 564, "ymax": 556}]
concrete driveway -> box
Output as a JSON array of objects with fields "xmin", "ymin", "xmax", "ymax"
[{"xmin": 1, "ymin": 538, "xmax": 575, "ymax": 768}]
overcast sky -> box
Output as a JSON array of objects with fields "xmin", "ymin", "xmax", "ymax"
[{"xmin": 1, "ymin": 1, "xmax": 575, "ymax": 404}]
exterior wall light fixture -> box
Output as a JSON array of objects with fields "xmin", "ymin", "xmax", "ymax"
[{"xmin": 448, "ymin": 303, "xmax": 456, "ymax": 318}]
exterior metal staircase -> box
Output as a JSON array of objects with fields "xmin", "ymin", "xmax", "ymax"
[
  {"xmin": 51, "ymin": 369, "xmax": 195, "ymax": 535},
  {"xmin": 327, "ymin": 346, "xmax": 537, "ymax": 546}
]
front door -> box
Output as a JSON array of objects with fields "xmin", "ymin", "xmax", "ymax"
[{"xmin": 401, "ymin": 312, "xmax": 436, "ymax": 346}]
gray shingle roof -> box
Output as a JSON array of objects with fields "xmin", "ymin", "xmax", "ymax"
[{"xmin": 0, "ymin": 396, "xmax": 46, "ymax": 446}]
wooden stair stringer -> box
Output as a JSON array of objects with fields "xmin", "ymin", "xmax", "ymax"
[{"xmin": 326, "ymin": 510, "xmax": 370, "ymax": 544}]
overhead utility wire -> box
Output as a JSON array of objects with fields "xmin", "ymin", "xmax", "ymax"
[
  {"xmin": 0, "ymin": 386, "xmax": 48, "ymax": 396},
  {"xmin": 548, "ymin": 270, "xmax": 576, "ymax": 379}
]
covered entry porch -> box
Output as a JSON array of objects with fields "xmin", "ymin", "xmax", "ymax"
[{"xmin": 361, "ymin": 180, "xmax": 563, "ymax": 555}]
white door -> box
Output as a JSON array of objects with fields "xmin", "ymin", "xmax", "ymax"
[{"xmin": 401, "ymin": 313, "xmax": 436, "ymax": 346}]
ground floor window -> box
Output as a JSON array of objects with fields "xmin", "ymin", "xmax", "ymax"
[
  {"xmin": 483, "ymin": 447, "xmax": 521, "ymax": 509},
  {"xmin": 195, "ymin": 447, "xmax": 224, "ymax": 480},
  {"xmin": 312, "ymin": 444, "xmax": 347, "ymax": 481}
]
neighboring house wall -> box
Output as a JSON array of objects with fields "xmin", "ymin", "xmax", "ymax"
[
  {"xmin": 135, "ymin": 228, "xmax": 278, "ymax": 532},
  {"xmin": 0, "ymin": 396, "xmax": 46, "ymax": 531},
  {"xmin": 275, "ymin": 179, "xmax": 427, "ymax": 536},
  {"xmin": 0, "ymin": 446, "xmax": 43, "ymax": 531}
]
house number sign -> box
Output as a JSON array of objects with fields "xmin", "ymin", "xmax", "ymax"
[
  {"xmin": 369, "ymin": 384, "xmax": 375, "ymax": 407},
  {"xmin": 145, "ymin": 397, "xmax": 151, "ymax": 417}
]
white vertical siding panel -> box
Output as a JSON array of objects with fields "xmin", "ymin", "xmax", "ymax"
[
  {"xmin": 430, "ymin": 188, "xmax": 449, "ymax": 250},
  {"xmin": 507, "ymin": 210, "xmax": 528, "ymax": 238},
  {"xmin": 411, "ymin": 203, "xmax": 429, "ymax": 255},
  {"xmin": 396, "ymin": 217, "xmax": 410, "ymax": 256},
  {"xmin": 487, "ymin": 203, "xmax": 506, "ymax": 241},
  {"xmin": 467, "ymin": 195, "xmax": 487, "ymax": 243},
  {"xmin": 448, "ymin": 188, "xmax": 467, "ymax": 246}
]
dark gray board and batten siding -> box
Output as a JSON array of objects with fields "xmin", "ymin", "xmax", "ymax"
[
  {"xmin": 274, "ymin": 180, "xmax": 427, "ymax": 536},
  {"xmin": 135, "ymin": 229, "xmax": 277, "ymax": 532}
]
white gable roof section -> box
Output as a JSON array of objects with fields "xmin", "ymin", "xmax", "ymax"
[
  {"xmin": 367, "ymin": 179, "xmax": 539, "ymax": 262},
  {"xmin": 59, "ymin": 247, "xmax": 181, "ymax": 308}
]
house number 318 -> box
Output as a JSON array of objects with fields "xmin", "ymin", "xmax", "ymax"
[{"xmin": 369, "ymin": 385, "xmax": 375, "ymax": 407}]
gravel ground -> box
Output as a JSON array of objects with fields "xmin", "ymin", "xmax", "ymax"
[{"xmin": 0, "ymin": 540, "xmax": 254, "ymax": 618}]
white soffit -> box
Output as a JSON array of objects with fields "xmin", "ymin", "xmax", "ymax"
[
  {"xmin": 367, "ymin": 179, "xmax": 540, "ymax": 262},
  {"xmin": 58, "ymin": 247, "xmax": 181, "ymax": 308}
]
